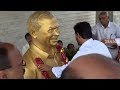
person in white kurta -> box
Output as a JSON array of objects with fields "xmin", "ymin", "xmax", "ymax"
[
  {"xmin": 38, "ymin": 22, "xmax": 112, "ymax": 78},
  {"xmin": 52, "ymin": 38, "xmax": 112, "ymax": 78},
  {"xmin": 92, "ymin": 11, "xmax": 120, "ymax": 59}
]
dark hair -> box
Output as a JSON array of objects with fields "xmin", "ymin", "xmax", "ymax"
[
  {"xmin": 67, "ymin": 43, "xmax": 74, "ymax": 49},
  {"xmin": 73, "ymin": 22, "xmax": 92, "ymax": 39},
  {"xmin": 0, "ymin": 48, "xmax": 11, "ymax": 70},
  {"xmin": 25, "ymin": 33, "xmax": 31, "ymax": 39},
  {"xmin": 27, "ymin": 11, "xmax": 54, "ymax": 32},
  {"xmin": 58, "ymin": 40, "xmax": 63, "ymax": 44}
]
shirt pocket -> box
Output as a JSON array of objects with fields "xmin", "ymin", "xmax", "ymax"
[{"xmin": 107, "ymin": 31, "xmax": 116, "ymax": 39}]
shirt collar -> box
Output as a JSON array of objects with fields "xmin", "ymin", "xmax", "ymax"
[
  {"xmin": 108, "ymin": 21, "xmax": 111, "ymax": 27},
  {"xmin": 100, "ymin": 21, "xmax": 111, "ymax": 28},
  {"xmin": 30, "ymin": 43, "xmax": 49, "ymax": 60},
  {"xmin": 79, "ymin": 38, "xmax": 93, "ymax": 50}
]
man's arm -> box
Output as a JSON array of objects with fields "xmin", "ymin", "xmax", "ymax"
[
  {"xmin": 52, "ymin": 63, "xmax": 70, "ymax": 78},
  {"xmin": 103, "ymin": 24, "xmax": 120, "ymax": 46},
  {"xmin": 52, "ymin": 49, "xmax": 83, "ymax": 78}
]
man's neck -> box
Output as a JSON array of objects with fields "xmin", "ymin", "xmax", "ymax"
[
  {"xmin": 103, "ymin": 24, "xmax": 108, "ymax": 28},
  {"xmin": 81, "ymin": 39, "xmax": 89, "ymax": 44},
  {"xmin": 102, "ymin": 21, "xmax": 109, "ymax": 28}
]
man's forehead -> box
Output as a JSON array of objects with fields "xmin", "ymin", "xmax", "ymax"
[{"xmin": 99, "ymin": 14, "xmax": 108, "ymax": 17}]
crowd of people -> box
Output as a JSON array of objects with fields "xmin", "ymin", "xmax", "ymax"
[{"xmin": 1, "ymin": 11, "xmax": 120, "ymax": 79}]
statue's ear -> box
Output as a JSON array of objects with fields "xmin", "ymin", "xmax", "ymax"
[
  {"xmin": 31, "ymin": 29, "xmax": 37, "ymax": 39},
  {"xmin": 28, "ymin": 22, "xmax": 41, "ymax": 39},
  {"xmin": 76, "ymin": 33, "xmax": 82, "ymax": 40},
  {"xmin": 76, "ymin": 33, "xmax": 80, "ymax": 37}
]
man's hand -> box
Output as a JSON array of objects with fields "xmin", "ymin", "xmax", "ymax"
[
  {"xmin": 101, "ymin": 39, "xmax": 116, "ymax": 45},
  {"xmin": 101, "ymin": 39, "xmax": 106, "ymax": 43},
  {"xmin": 101, "ymin": 39, "xmax": 117, "ymax": 49},
  {"xmin": 38, "ymin": 64, "xmax": 53, "ymax": 71}
]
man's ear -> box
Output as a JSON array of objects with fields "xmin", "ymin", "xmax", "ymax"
[{"xmin": 76, "ymin": 33, "xmax": 81, "ymax": 38}]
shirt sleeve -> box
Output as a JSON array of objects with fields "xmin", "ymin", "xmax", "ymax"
[
  {"xmin": 51, "ymin": 49, "xmax": 86, "ymax": 78},
  {"xmin": 52, "ymin": 61, "xmax": 71, "ymax": 78}
]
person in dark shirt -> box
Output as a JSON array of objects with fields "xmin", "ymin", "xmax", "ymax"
[{"xmin": 65, "ymin": 43, "xmax": 77, "ymax": 61}]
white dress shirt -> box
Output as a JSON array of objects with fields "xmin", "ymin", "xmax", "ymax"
[
  {"xmin": 92, "ymin": 22, "xmax": 120, "ymax": 59},
  {"xmin": 52, "ymin": 38, "xmax": 112, "ymax": 78},
  {"xmin": 22, "ymin": 44, "xmax": 29, "ymax": 55}
]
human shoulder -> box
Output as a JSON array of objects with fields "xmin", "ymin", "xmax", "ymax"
[
  {"xmin": 93, "ymin": 23, "xmax": 100, "ymax": 27},
  {"xmin": 94, "ymin": 40, "xmax": 110, "ymax": 52},
  {"xmin": 23, "ymin": 49, "xmax": 33, "ymax": 64},
  {"xmin": 93, "ymin": 39, "xmax": 104, "ymax": 44},
  {"xmin": 92, "ymin": 23, "xmax": 101, "ymax": 30},
  {"xmin": 92, "ymin": 39, "xmax": 107, "ymax": 48},
  {"xmin": 110, "ymin": 22, "xmax": 120, "ymax": 28}
]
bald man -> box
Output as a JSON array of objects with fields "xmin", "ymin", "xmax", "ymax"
[
  {"xmin": 0, "ymin": 42, "xmax": 24, "ymax": 79},
  {"xmin": 60, "ymin": 54, "xmax": 120, "ymax": 79},
  {"xmin": 0, "ymin": 48, "xmax": 12, "ymax": 79}
]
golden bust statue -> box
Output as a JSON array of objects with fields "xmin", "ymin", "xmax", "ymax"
[{"xmin": 23, "ymin": 11, "xmax": 68, "ymax": 79}]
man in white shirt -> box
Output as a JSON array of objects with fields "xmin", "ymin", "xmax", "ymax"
[
  {"xmin": 22, "ymin": 33, "xmax": 32, "ymax": 55},
  {"xmin": 38, "ymin": 22, "xmax": 112, "ymax": 78},
  {"xmin": 92, "ymin": 11, "xmax": 120, "ymax": 59}
]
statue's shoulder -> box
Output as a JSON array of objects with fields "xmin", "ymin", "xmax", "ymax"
[{"xmin": 23, "ymin": 49, "xmax": 32, "ymax": 61}]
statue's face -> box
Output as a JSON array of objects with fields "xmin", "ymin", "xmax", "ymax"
[{"xmin": 36, "ymin": 17, "xmax": 60, "ymax": 46}]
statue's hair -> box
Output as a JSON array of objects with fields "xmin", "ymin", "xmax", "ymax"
[{"xmin": 27, "ymin": 11, "xmax": 54, "ymax": 34}]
